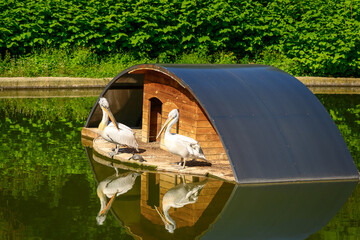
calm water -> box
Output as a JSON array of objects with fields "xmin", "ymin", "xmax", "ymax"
[{"xmin": 0, "ymin": 96, "xmax": 359, "ymax": 239}]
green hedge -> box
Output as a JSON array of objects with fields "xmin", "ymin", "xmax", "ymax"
[{"xmin": 1, "ymin": 0, "xmax": 359, "ymax": 76}]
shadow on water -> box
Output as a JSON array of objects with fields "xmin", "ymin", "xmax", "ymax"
[{"xmin": 86, "ymin": 147, "xmax": 358, "ymax": 240}]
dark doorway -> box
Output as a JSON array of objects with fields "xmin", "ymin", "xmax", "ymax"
[
  {"xmin": 147, "ymin": 173, "xmax": 160, "ymax": 207},
  {"xmin": 149, "ymin": 98, "xmax": 162, "ymax": 142}
]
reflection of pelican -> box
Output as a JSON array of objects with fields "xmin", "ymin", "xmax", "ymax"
[
  {"xmin": 98, "ymin": 97, "xmax": 139, "ymax": 157},
  {"xmin": 155, "ymin": 176, "xmax": 207, "ymax": 233},
  {"xmin": 96, "ymin": 171, "xmax": 140, "ymax": 225},
  {"xmin": 156, "ymin": 109, "xmax": 208, "ymax": 168}
]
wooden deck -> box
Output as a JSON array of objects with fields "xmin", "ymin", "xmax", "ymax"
[{"xmin": 81, "ymin": 127, "xmax": 236, "ymax": 183}]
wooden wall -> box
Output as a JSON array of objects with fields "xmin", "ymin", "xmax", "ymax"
[{"xmin": 141, "ymin": 70, "xmax": 229, "ymax": 162}]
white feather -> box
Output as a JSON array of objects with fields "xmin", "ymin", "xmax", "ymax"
[
  {"xmin": 157, "ymin": 109, "xmax": 208, "ymax": 166},
  {"xmin": 97, "ymin": 97, "xmax": 139, "ymax": 151},
  {"xmin": 155, "ymin": 178, "xmax": 207, "ymax": 233},
  {"xmin": 103, "ymin": 122, "xmax": 139, "ymax": 151}
]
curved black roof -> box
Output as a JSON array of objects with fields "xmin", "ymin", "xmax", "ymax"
[{"xmin": 86, "ymin": 64, "xmax": 359, "ymax": 183}]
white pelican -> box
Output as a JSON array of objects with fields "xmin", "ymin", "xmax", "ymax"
[
  {"xmin": 155, "ymin": 176, "xmax": 207, "ymax": 233},
  {"xmin": 156, "ymin": 109, "xmax": 208, "ymax": 168},
  {"xmin": 96, "ymin": 171, "xmax": 140, "ymax": 225},
  {"xmin": 98, "ymin": 97, "xmax": 139, "ymax": 157}
]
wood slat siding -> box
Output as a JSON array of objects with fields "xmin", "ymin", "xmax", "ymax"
[
  {"xmin": 141, "ymin": 71, "xmax": 229, "ymax": 164},
  {"xmin": 139, "ymin": 173, "xmax": 224, "ymax": 228}
]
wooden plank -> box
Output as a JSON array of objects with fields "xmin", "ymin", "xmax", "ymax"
[
  {"xmin": 160, "ymin": 176, "xmax": 176, "ymax": 183},
  {"xmin": 141, "ymin": 99, "xmax": 150, "ymax": 143},
  {"xmin": 196, "ymin": 110, "xmax": 211, "ymax": 121},
  {"xmin": 156, "ymin": 88, "xmax": 193, "ymax": 103},
  {"xmin": 81, "ymin": 127, "xmax": 99, "ymax": 139},
  {"xmin": 178, "ymin": 130, "xmax": 196, "ymax": 139},
  {"xmin": 145, "ymin": 77, "xmax": 197, "ymax": 101},
  {"xmin": 188, "ymin": 202, "xmax": 209, "ymax": 210},
  {"xmin": 161, "ymin": 109, "xmax": 201, "ymax": 125},
  {"xmin": 162, "ymin": 105, "xmax": 208, "ymax": 122},
  {"xmin": 178, "ymin": 118, "xmax": 197, "ymax": 128},
  {"xmin": 199, "ymin": 188, "xmax": 223, "ymax": 196},
  {"xmin": 81, "ymin": 137, "xmax": 93, "ymax": 147},
  {"xmin": 163, "ymin": 99, "xmax": 198, "ymax": 113},
  {"xmin": 160, "ymin": 183, "xmax": 176, "ymax": 191},
  {"xmin": 145, "ymin": 72, "xmax": 166, "ymax": 82},
  {"xmin": 195, "ymin": 134, "xmax": 221, "ymax": 142},
  {"xmin": 204, "ymin": 181, "xmax": 227, "ymax": 188},
  {"xmin": 145, "ymin": 83, "xmax": 185, "ymax": 97},
  {"xmin": 174, "ymin": 122, "xmax": 196, "ymax": 134},
  {"xmin": 197, "ymin": 120, "xmax": 214, "ymax": 128},
  {"xmin": 178, "ymin": 111, "xmax": 200, "ymax": 122},
  {"xmin": 198, "ymin": 141, "xmax": 225, "ymax": 148},
  {"xmin": 205, "ymin": 154, "xmax": 229, "ymax": 161},
  {"xmin": 145, "ymin": 85, "xmax": 198, "ymax": 109},
  {"xmin": 159, "ymin": 179, "xmax": 177, "ymax": 187},
  {"xmin": 140, "ymin": 189, "xmax": 148, "ymax": 197},
  {"xmin": 201, "ymin": 147, "xmax": 226, "ymax": 154},
  {"xmin": 196, "ymin": 127, "xmax": 217, "ymax": 135}
]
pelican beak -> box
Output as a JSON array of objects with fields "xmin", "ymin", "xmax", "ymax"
[
  {"xmin": 102, "ymin": 106, "xmax": 120, "ymax": 131},
  {"xmin": 156, "ymin": 116, "xmax": 173, "ymax": 139},
  {"xmin": 100, "ymin": 192, "xmax": 117, "ymax": 216},
  {"xmin": 154, "ymin": 206, "xmax": 171, "ymax": 225}
]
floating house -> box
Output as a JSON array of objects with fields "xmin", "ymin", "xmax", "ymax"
[{"xmin": 82, "ymin": 64, "xmax": 359, "ymax": 183}]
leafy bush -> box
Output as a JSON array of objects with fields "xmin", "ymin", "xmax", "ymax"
[{"xmin": 0, "ymin": 0, "xmax": 359, "ymax": 76}]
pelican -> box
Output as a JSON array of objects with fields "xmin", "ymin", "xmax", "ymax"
[
  {"xmin": 96, "ymin": 170, "xmax": 140, "ymax": 225},
  {"xmin": 155, "ymin": 176, "xmax": 207, "ymax": 233},
  {"xmin": 98, "ymin": 97, "xmax": 139, "ymax": 157},
  {"xmin": 156, "ymin": 109, "xmax": 208, "ymax": 168}
]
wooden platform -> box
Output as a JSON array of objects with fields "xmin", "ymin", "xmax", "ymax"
[{"xmin": 81, "ymin": 127, "xmax": 236, "ymax": 182}]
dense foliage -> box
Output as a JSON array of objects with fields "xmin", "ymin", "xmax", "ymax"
[{"xmin": 0, "ymin": 0, "xmax": 359, "ymax": 77}]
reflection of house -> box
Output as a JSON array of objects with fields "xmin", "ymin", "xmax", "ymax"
[
  {"xmin": 87, "ymin": 148, "xmax": 234, "ymax": 239},
  {"xmin": 135, "ymin": 172, "xmax": 233, "ymax": 239},
  {"xmin": 140, "ymin": 173, "xmax": 219, "ymax": 229}
]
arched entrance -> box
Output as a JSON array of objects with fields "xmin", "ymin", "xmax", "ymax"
[{"xmin": 149, "ymin": 97, "xmax": 162, "ymax": 142}]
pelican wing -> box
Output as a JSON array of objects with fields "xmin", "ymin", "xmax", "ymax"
[
  {"xmin": 104, "ymin": 124, "xmax": 139, "ymax": 150},
  {"xmin": 185, "ymin": 183, "xmax": 206, "ymax": 201},
  {"xmin": 174, "ymin": 134, "xmax": 205, "ymax": 159},
  {"xmin": 106, "ymin": 121, "xmax": 133, "ymax": 132},
  {"xmin": 103, "ymin": 172, "xmax": 139, "ymax": 196},
  {"xmin": 117, "ymin": 122, "xmax": 133, "ymax": 132},
  {"xmin": 173, "ymin": 134, "xmax": 199, "ymax": 145}
]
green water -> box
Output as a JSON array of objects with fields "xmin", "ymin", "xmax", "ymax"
[{"xmin": 0, "ymin": 96, "xmax": 359, "ymax": 239}]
